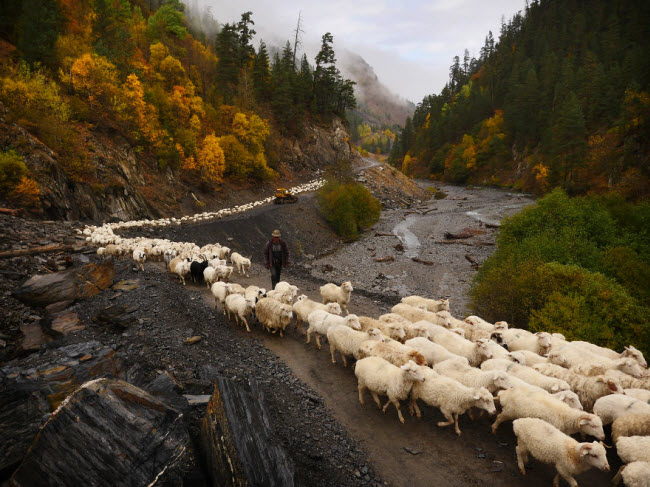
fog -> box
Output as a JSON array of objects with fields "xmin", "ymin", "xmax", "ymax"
[{"xmin": 192, "ymin": 0, "xmax": 527, "ymax": 103}]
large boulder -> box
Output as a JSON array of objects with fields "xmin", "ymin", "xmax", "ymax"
[
  {"xmin": 12, "ymin": 259, "xmax": 115, "ymax": 307},
  {"xmin": 200, "ymin": 376, "xmax": 294, "ymax": 487},
  {"xmin": 11, "ymin": 379, "xmax": 189, "ymax": 487},
  {"xmin": 0, "ymin": 341, "xmax": 123, "ymax": 473}
]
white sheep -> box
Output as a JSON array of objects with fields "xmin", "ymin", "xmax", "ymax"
[
  {"xmin": 214, "ymin": 264, "xmax": 233, "ymax": 282},
  {"xmin": 327, "ymin": 326, "xmax": 384, "ymax": 367},
  {"xmin": 404, "ymin": 337, "xmax": 462, "ymax": 365},
  {"xmin": 612, "ymin": 413, "xmax": 650, "ymax": 443},
  {"xmin": 493, "ymin": 329, "xmax": 552, "ymax": 356},
  {"xmin": 570, "ymin": 341, "xmax": 647, "ymax": 369},
  {"xmin": 224, "ymin": 294, "xmax": 255, "ymax": 332},
  {"xmin": 613, "ymin": 462, "xmax": 650, "ymax": 487},
  {"xmin": 228, "ymin": 283, "xmax": 246, "ymax": 295},
  {"xmin": 427, "ymin": 326, "xmax": 493, "ymax": 366},
  {"xmin": 492, "ymin": 387, "xmax": 606, "ymax": 439},
  {"xmin": 265, "ymin": 288, "xmax": 295, "ymax": 305},
  {"xmin": 306, "ymin": 310, "xmax": 361, "ymax": 349},
  {"xmin": 203, "ymin": 266, "xmax": 218, "ymax": 288},
  {"xmin": 230, "ymin": 252, "xmax": 251, "ymax": 277},
  {"xmin": 509, "ymin": 350, "xmax": 550, "ymax": 366},
  {"xmin": 132, "ymin": 249, "xmax": 146, "ymax": 271},
  {"xmin": 354, "ymin": 357, "xmax": 425, "ymax": 424},
  {"xmin": 593, "ymin": 394, "xmax": 650, "ymax": 425},
  {"xmin": 572, "ymin": 357, "xmax": 645, "ymax": 379},
  {"xmin": 616, "ymin": 436, "xmax": 650, "ymax": 463},
  {"xmin": 534, "ymin": 364, "xmax": 625, "ymax": 411},
  {"xmin": 211, "ymin": 281, "xmax": 231, "ymax": 314},
  {"xmin": 173, "ymin": 260, "xmax": 191, "ymax": 286},
  {"xmin": 320, "ymin": 281, "xmax": 353, "ymax": 315},
  {"xmin": 254, "ymin": 297, "xmax": 293, "ymax": 337},
  {"xmin": 357, "ymin": 340, "xmax": 428, "ymax": 367},
  {"xmin": 292, "ymin": 296, "xmax": 341, "ymax": 332},
  {"xmin": 481, "ymin": 359, "xmax": 571, "ymax": 393},
  {"xmin": 400, "ymin": 295, "xmax": 449, "ymax": 312},
  {"xmin": 274, "ymin": 281, "xmax": 298, "ymax": 301},
  {"xmin": 391, "ymin": 303, "xmax": 450, "ymax": 327},
  {"xmin": 244, "ymin": 285, "xmax": 266, "ymax": 303},
  {"xmin": 433, "ymin": 356, "xmax": 513, "ymax": 394},
  {"xmin": 358, "ymin": 316, "xmax": 406, "ymax": 342},
  {"xmin": 379, "ymin": 313, "xmax": 413, "ymax": 327},
  {"xmin": 408, "ymin": 367, "xmax": 496, "ymax": 435},
  {"xmin": 512, "ymin": 417, "xmax": 610, "ymax": 487},
  {"xmin": 623, "ymin": 389, "xmax": 650, "ymax": 402}
]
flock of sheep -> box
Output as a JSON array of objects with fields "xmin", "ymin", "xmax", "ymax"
[{"xmin": 79, "ymin": 199, "xmax": 650, "ymax": 487}]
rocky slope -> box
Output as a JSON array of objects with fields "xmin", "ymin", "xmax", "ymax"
[{"xmin": 0, "ymin": 101, "xmax": 360, "ymax": 223}]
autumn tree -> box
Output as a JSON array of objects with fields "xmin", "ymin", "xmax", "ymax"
[{"xmin": 17, "ymin": 0, "xmax": 63, "ymax": 66}]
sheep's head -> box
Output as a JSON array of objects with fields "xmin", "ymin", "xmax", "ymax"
[
  {"xmin": 326, "ymin": 302, "xmax": 342, "ymax": 315},
  {"xmin": 548, "ymin": 351, "xmax": 569, "ymax": 368},
  {"xmin": 280, "ymin": 305, "xmax": 293, "ymax": 326},
  {"xmin": 535, "ymin": 332, "xmax": 552, "ymax": 354},
  {"xmin": 616, "ymin": 358, "xmax": 644, "ymax": 378},
  {"xmin": 578, "ymin": 442, "xmax": 609, "ymax": 472},
  {"xmin": 450, "ymin": 328, "xmax": 465, "ymax": 338},
  {"xmin": 401, "ymin": 360, "xmax": 425, "ymax": 382},
  {"xmin": 357, "ymin": 342, "xmax": 374, "ymax": 359},
  {"xmin": 438, "ymin": 299, "xmax": 450, "ymax": 311},
  {"xmin": 474, "ymin": 387, "xmax": 496, "ymax": 415},
  {"xmin": 595, "ymin": 376, "xmax": 624, "ymax": 394},
  {"xmin": 341, "ymin": 281, "xmax": 353, "ymax": 293},
  {"xmin": 554, "ymin": 390, "xmax": 583, "ymax": 410},
  {"xmin": 435, "ymin": 311, "xmax": 452, "ymax": 327},
  {"xmin": 345, "ymin": 314, "xmax": 361, "ymax": 330},
  {"xmin": 296, "ymin": 294, "xmax": 308, "ymax": 302},
  {"xmin": 508, "ymin": 351, "xmax": 526, "ymax": 365},
  {"xmin": 367, "ymin": 328, "xmax": 385, "ymax": 342},
  {"xmin": 623, "ymin": 345, "xmax": 647, "ymax": 368},
  {"xmin": 578, "ymin": 414, "xmax": 605, "ymax": 440},
  {"xmin": 476, "ymin": 340, "xmax": 494, "ymax": 361},
  {"xmin": 492, "ymin": 371, "xmax": 512, "ymax": 391},
  {"xmin": 389, "ymin": 323, "xmax": 406, "ymax": 341},
  {"xmin": 493, "ymin": 321, "xmax": 508, "ymax": 331},
  {"xmin": 490, "ymin": 332, "xmax": 505, "ymax": 345}
]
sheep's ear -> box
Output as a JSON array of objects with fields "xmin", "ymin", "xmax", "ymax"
[
  {"xmin": 579, "ymin": 444, "xmax": 592, "ymax": 456},
  {"xmin": 551, "ymin": 384, "xmax": 559, "ymax": 392},
  {"xmin": 596, "ymin": 377, "xmax": 605, "ymax": 383},
  {"xmin": 474, "ymin": 394, "xmax": 481, "ymax": 400},
  {"xmin": 607, "ymin": 381, "xmax": 619, "ymax": 391}
]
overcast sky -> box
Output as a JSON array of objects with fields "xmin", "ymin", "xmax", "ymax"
[{"xmin": 199, "ymin": 0, "xmax": 528, "ymax": 103}]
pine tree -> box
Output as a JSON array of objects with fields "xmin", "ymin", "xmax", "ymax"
[
  {"xmin": 17, "ymin": 0, "xmax": 62, "ymax": 66},
  {"xmin": 215, "ymin": 24, "xmax": 239, "ymax": 104},
  {"xmin": 550, "ymin": 91, "xmax": 588, "ymax": 191},
  {"xmin": 252, "ymin": 41, "xmax": 271, "ymax": 103}
]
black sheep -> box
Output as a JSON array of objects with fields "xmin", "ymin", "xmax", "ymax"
[{"xmin": 190, "ymin": 260, "xmax": 209, "ymax": 284}]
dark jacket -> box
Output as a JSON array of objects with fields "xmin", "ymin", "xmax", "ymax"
[{"xmin": 264, "ymin": 239, "xmax": 289, "ymax": 267}]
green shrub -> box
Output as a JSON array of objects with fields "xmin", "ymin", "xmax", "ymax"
[
  {"xmin": 318, "ymin": 180, "xmax": 381, "ymax": 240},
  {"xmin": 0, "ymin": 150, "xmax": 28, "ymax": 194},
  {"xmin": 469, "ymin": 188, "xmax": 650, "ymax": 358}
]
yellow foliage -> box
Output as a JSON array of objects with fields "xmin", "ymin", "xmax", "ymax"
[
  {"xmin": 402, "ymin": 154, "xmax": 413, "ymax": 175},
  {"xmin": 149, "ymin": 43, "xmax": 169, "ymax": 70},
  {"xmin": 0, "ymin": 64, "xmax": 71, "ymax": 123},
  {"xmin": 70, "ymin": 53, "xmax": 118, "ymax": 107},
  {"xmin": 195, "ymin": 134, "xmax": 225, "ymax": 184},
  {"xmin": 460, "ymin": 134, "xmax": 477, "ymax": 170},
  {"xmin": 159, "ymin": 55, "xmax": 186, "ymax": 88},
  {"xmin": 118, "ymin": 74, "xmax": 163, "ymax": 146},
  {"xmin": 533, "ymin": 163, "xmax": 549, "ymax": 191},
  {"xmin": 9, "ymin": 176, "xmax": 41, "ymax": 207}
]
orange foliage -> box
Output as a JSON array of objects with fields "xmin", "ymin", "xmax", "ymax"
[
  {"xmin": 70, "ymin": 53, "xmax": 119, "ymax": 108},
  {"xmin": 196, "ymin": 134, "xmax": 225, "ymax": 184},
  {"xmin": 9, "ymin": 176, "xmax": 41, "ymax": 207},
  {"xmin": 118, "ymin": 74, "xmax": 163, "ymax": 146}
]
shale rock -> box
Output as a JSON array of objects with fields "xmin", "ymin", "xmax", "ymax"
[
  {"xmin": 201, "ymin": 376, "xmax": 295, "ymax": 487},
  {"xmin": 12, "ymin": 259, "xmax": 115, "ymax": 307},
  {"xmin": 11, "ymin": 379, "xmax": 189, "ymax": 487},
  {"xmin": 0, "ymin": 341, "xmax": 123, "ymax": 472}
]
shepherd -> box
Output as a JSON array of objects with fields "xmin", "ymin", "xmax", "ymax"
[{"xmin": 264, "ymin": 229, "xmax": 290, "ymax": 290}]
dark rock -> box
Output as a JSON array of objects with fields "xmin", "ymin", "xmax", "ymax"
[
  {"xmin": 146, "ymin": 371, "xmax": 184, "ymax": 396},
  {"xmin": 0, "ymin": 341, "xmax": 123, "ymax": 472},
  {"xmin": 11, "ymin": 379, "xmax": 189, "ymax": 487},
  {"xmin": 44, "ymin": 300, "xmax": 74, "ymax": 315},
  {"xmin": 19, "ymin": 321, "xmax": 52, "ymax": 351},
  {"xmin": 200, "ymin": 376, "xmax": 295, "ymax": 487},
  {"xmin": 12, "ymin": 260, "xmax": 114, "ymax": 307},
  {"xmin": 50, "ymin": 311, "xmax": 84, "ymax": 335},
  {"xmin": 125, "ymin": 363, "xmax": 146, "ymax": 388},
  {"xmin": 111, "ymin": 279, "xmax": 140, "ymax": 291},
  {"xmin": 94, "ymin": 304, "xmax": 137, "ymax": 329}
]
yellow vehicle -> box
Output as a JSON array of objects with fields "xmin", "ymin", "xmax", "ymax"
[{"xmin": 273, "ymin": 188, "xmax": 298, "ymax": 204}]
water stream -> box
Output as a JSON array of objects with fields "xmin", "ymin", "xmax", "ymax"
[{"xmin": 392, "ymin": 215, "xmax": 421, "ymax": 258}]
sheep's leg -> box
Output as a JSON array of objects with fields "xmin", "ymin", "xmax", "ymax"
[
  {"xmin": 371, "ymin": 392, "xmax": 382, "ymax": 409},
  {"xmin": 181, "ymin": 276, "xmax": 186, "ymax": 286},
  {"xmin": 515, "ymin": 442, "xmax": 528, "ymax": 475},
  {"xmin": 453, "ymin": 413, "xmax": 461, "ymax": 436},
  {"xmin": 358, "ymin": 384, "xmax": 366, "ymax": 405},
  {"xmin": 437, "ymin": 411, "xmax": 455, "ymax": 429},
  {"xmin": 556, "ymin": 467, "xmax": 578, "ymax": 487},
  {"xmin": 389, "ymin": 400, "xmax": 405, "ymax": 424},
  {"xmin": 491, "ymin": 412, "xmax": 507, "ymax": 434},
  {"xmin": 242, "ymin": 317, "xmax": 250, "ymax": 333},
  {"xmin": 315, "ymin": 334, "xmax": 322, "ymax": 350},
  {"xmin": 341, "ymin": 354, "xmax": 348, "ymax": 367},
  {"xmin": 342, "ymin": 303, "xmax": 349, "ymax": 315},
  {"xmin": 306, "ymin": 328, "xmax": 311, "ymax": 344},
  {"xmin": 329, "ymin": 342, "xmax": 337, "ymax": 364},
  {"xmin": 409, "ymin": 397, "xmax": 422, "ymax": 418}
]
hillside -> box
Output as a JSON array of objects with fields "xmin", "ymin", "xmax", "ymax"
[
  {"xmin": 0, "ymin": 1, "xmax": 359, "ymax": 221},
  {"xmin": 391, "ymin": 0, "xmax": 650, "ymax": 198}
]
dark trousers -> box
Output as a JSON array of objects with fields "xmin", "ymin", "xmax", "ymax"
[{"xmin": 271, "ymin": 264, "xmax": 282, "ymax": 290}]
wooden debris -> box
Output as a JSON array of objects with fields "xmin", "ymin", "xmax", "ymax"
[
  {"xmin": 373, "ymin": 256, "xmax": 394, "ymax": 262},
  {"xmin": 374, "ymin": 232, "xmax": 399, "ymax": 237},
  {"xmin": 0, "ymin": 243, "xmax": 89, "ymax": 259},
  {"xmin": 465, "ymin": 254, "xmax": 479, "ymax": 270},
  {"xmin": 485, "ymin": 223, "xmax": 500, "ymax": 228},
  {"xmin": 394, "ymin": 243, "xmax": 404, "ymax": 252},
  {"xmin": 411, "ymin": 257, "xmax": 434, "ymax": 266},
  {"xmin": 185, "ymin": 336, "xmax": 202, "ymax": 345},
  {"xmin": 434, "ymin": 240, "xmax": 476, "ymax": 246},
  {"xmin": 0, "ymin": 207, "xmax": 21, "ymax": 216}
]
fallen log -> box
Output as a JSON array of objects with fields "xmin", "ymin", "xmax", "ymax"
[
  {"xmin": 411, "ymin": 257, "xmax": 434, "ymax": 266},
  {"xmin": 465, "ymin": 254, "xmax": 478, "ymax": 265},
  {"xmin": 0, "ymin": 243, "xmax": 89, "ymax": 259},
  {"xmin": 0, "ymin": 207, "xmax": 21, "ymax": 216},
  {"xmin": 374, "ymin": 232, "xmax": 399, "ymax": 237},
  {"xmin": 373, "ymin": 256, "xmax": 394, "ymax": 262},
  {"xmin": 434, "ymin": 240, "xmax": 476, "ymax": 246}
]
